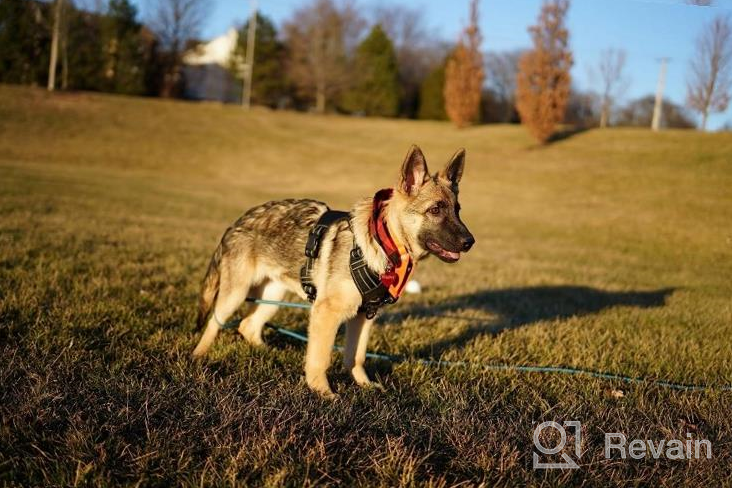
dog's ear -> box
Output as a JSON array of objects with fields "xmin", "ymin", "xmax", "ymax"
[
  {"xmin": 399, "ymin": 145, "xmax": 430, "ymax": 196},
  {"xmin": 440, "ymin": 148, "xmax": 466, "ymax": 187}
]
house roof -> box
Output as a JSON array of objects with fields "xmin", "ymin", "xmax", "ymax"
[{"xmin": 183, "ymin": 28, "xmax": 239, "ymax": 67}]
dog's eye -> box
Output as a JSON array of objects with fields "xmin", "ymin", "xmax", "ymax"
[{"xmin": 428, "ymin": 205, "xmax": 440, "ymax": 215}]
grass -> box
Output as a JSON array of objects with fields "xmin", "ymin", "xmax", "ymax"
[{"xmin": 1, "ymin": 84, "xmax": 731, "ymax": 486}]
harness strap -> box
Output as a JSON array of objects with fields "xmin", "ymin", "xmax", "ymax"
[
  {"xmin": 349, "ymin": 244, "xmax": 395, "ymax": 319},
  {"xmin": 299, "ymin": 209, "xmax": 393, "ymax": 319},
  {"xmin": 299, "ymin": 210, "xmax": 351, "ymax": 302}
]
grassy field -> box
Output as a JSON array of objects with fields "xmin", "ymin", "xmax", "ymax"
[{"xmin": 1, "ymin": 84, "xmax": 731, "ymax": 486}]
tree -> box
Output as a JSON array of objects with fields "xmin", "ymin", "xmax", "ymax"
[
  {"xmin": 686, "ymin": 15, "xmax": 732, "ymax": 131},
  {"xmin": 373, "ymin": 5, "xmax": 448, "ymax": 117},
  {"xmin": 617, "ymin": 95, "xmax": 695, "ymax": 129},
  {"xmin": 485, "ymin": 49, "xmax": 523, "ymax": 123},
  {"xmin": 516, "ymin": 0, "xmax": 573, "ymax": 143},
  {"xmin": 565, "ymin": 85, "xmax": 599, "ymax": 127},
  {"xmin": 230, "ymin": 13, "xmax": 289, "ymax": 107},
  {"xmin": 341, "ymin": 25, "xmax": 400, "ymax": 116},
  {"xmin": 444, "ymin": 0, "xmax": 484, "ymax": 127},
  {"xmin": 418, "ymin": 62, "xmax": 447, "ymax": 120},
  {"xmin": 102, "ymin": 0, "xmax": 145, "ymax": 94},
  {"xmin": 149, "ymin": 0, "xmax": 208, "ymax": 97},
  {"xmin": 64, "ymin": 7, "xmax": 105, "ymax": 91},
  {"xmin": 0, "ymin": 0, "xmax": 50, "ymax": 86},
  {"xmin": 592, "ymin": 48, "xmax": 628, "ymax": 128},
  {"xmin": 284, "ymin": 0, "xmax": 364, "ymax": 113}
]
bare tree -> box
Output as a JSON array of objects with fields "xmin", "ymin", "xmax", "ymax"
[
  {"xmin": 149, "ymin": 0, "xmax": 208, "ymax": 96},
  {"xmin": 373, "ymin": 5, "xmax": 449, "ymax": 116},
  {"xmin": 485, "ymin": 50, "xmax": 523, "ymax": 122},
  {"xmin": 284, "ymin": 0, "xmax": 365, "ymax": 113},
  {"xmin": 591, "ymin": 48, "xmax": 629, "ymax": 128},
  {"xmin": 686, "ymin": 15, "xmax": 732, "ymax": 131}
]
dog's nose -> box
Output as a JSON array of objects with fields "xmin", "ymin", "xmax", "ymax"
[{"xmin": 461, "ymin": 236, "xmax": 475, "ymax": 252}]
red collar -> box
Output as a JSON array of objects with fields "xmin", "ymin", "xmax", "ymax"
[{"xmin": 369, "ymin": 189, "xmax": 415, "ymax": 298}]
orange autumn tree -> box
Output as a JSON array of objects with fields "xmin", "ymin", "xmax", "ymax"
[
  {"xmin": 516, "ymin": 0, "xmax": 573, "ymax": 143},
  {"xmin": 444, "ymin": 0, "xmax": 484, "ymax": 127}
]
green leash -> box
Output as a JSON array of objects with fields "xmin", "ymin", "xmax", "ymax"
[{"xmin": 218, "ymin": 297, "xmax": 732, "ymax": 392}]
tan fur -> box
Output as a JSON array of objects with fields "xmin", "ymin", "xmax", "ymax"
[{"xmin": 192, "ymin": 145, "xmax": 474, "ymax": 397}]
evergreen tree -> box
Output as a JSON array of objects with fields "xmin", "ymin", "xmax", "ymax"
[
  {"xmin": 64, "ymin": 8, "xmax": 105, "ymax": 91},
  {"xmin": 0, "ymin": 0, "xmax": 51, "ymax": 85},
  {"xmin": 230, "ymin": 13, "xmax": 289, "ymax": 107},
  {"xmin": 341, "ymin": 25, "xmax": 400, "ymax": 117},
  {"xmin": 102, "ymin": 0, "xmax": 145, "ymax": 94},
  {"xmin": 418, "ymin": 63, "xmax": 447, "ymax": 120}
]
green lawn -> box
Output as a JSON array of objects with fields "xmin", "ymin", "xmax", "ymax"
[{"xmin": 1, "ymin": 84, "xmax": 731, "ymax": 486}]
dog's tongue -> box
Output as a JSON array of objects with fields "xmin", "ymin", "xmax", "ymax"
[{"xmin": 439, "ymin": 249, "xmax": 460, "ymax": 261}]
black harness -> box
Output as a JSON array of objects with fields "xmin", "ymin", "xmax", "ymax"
[{"xmin": 299, "ymin": 209, "xmax": 396, "ymax": 319}]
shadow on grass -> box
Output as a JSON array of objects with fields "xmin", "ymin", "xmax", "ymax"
[
  {"xmin": 381, "ymin": 285, "xmax": 676, "ymax": 357},
  {"xmin": 547, "ymin": 126, "xmax": 589, "ymax": 143}
]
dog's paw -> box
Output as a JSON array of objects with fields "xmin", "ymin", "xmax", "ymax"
[
  {"xmin": 351, "ymin": 366, "xmax": 383, "ymax": 390},
  {"xmin": 238, "ymin": 320, "xmax": 265, "ymax": 347},
  {"xmin": 306, "ymin": 375, "xmax": 337, "ymax": 399}
]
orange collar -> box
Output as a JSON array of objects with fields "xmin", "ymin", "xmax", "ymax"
[{"xmin": 369, "ymin": 189, "xmax": 415, "ymax": 299}]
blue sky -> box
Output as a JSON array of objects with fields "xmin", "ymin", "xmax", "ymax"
[{"xmin": 142, "ymin": 0, "xmax": 732, "ymax": 128}]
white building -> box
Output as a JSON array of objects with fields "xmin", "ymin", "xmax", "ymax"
[{"xmin": 182, "ymin": 28, "xmax": 241, "ymax": 103}]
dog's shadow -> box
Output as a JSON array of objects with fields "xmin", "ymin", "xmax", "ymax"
[{"xmin": 380, "ymin": 285, "xmax": 676, "ymax": 357}]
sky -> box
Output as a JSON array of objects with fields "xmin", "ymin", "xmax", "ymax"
[{"xmin": 139, "ymin": 0, "xmax": 732, "ymax": 129}]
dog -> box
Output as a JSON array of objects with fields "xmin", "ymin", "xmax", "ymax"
[{"xmin": 192, "ymin": 145, "xmax": 475, "ymax": 397}]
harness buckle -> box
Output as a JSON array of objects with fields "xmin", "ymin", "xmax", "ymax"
[
  {"xmin": 304, "ymin": 225, "xmax": 326, "ymax": 258},
  {"xmin": 303, "ymin": 284, "xmax": 317, "ymax": 302}
]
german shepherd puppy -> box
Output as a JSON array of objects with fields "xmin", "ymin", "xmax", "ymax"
[{"xmin": 193, "ymin": 145, "xmax": 474, "ymax": 397}]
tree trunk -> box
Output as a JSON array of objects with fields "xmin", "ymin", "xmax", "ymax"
[
  {"xmin": 61, "ymin": 11, "xmax": 68, "ymax": 90},
  {"xmin": 600, "ymin": 106, "xmax": 608, "ymax": 128},
  {"xmin": 315, "ymin": 86, "xmax": 326, "ymax": 114},
  {"xmin": 701, "ymin": 110, "xmax": 708, "ymax": 131}
]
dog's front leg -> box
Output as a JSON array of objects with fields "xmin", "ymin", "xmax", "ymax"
[
  {"xmin": 343, "ymin": 314, "xmax": 376, "ymax": 388},
  {"xmin": 305, "ymin": 298, "xmax": 347, "ymax": 398}
]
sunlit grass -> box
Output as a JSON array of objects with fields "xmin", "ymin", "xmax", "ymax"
[{"xmin": 1, "ymin": 85, "xmax": 731, "ymax": 486}]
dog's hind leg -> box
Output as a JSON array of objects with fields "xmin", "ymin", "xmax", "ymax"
[
  {"xmin": 343, "ymin": 314, "xmax": 375, "ymax": 387},
  {"xmin": 192, "ymin": 258, "xmax": 252, "ymax": 357},
  {"xmin": 238, "ymin": 280, "xmax": 286, "ymax": 346}
]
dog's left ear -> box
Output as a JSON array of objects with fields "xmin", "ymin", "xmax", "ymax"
[{"xmin": 440, "ymin": 148, "xmax": 466, "ymax": 187}]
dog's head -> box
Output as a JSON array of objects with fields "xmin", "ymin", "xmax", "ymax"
[{"xmin": 389, "ymin": 145, "xmax": 475, "ymax": 263}]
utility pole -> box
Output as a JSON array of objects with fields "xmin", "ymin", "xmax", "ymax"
[
  {"xmin": 651, "ymin": 57, "xmax": 670, "ymax": 131},
  {"xmin": 241, "ymin": 0, "xmax": 258, "ymax": 109},
  {"xmin": 47, "ymin": 0, "xmax": 64, "ymax": 91}
]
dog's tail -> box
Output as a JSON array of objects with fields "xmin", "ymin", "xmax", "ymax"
[{"xmin": 196, "ymin": 240, "xmax": 223, "ymax": 330}]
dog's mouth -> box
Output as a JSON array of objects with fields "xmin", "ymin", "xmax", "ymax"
[{"xmin": 426, "ymin": 240, "xmax": 461, "ymax": 263}]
